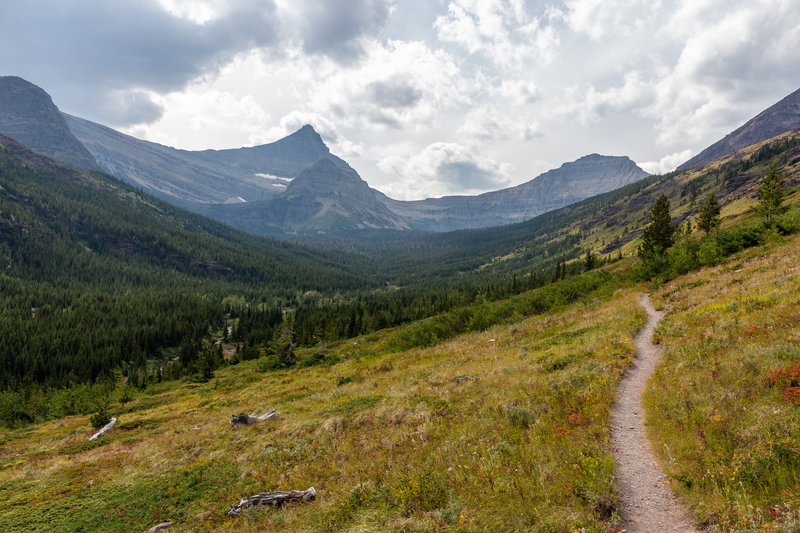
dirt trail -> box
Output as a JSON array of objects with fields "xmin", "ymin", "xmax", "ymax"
[{"xmin": 610, "ymin": 293, "xmax": 696, "ymax": 532}]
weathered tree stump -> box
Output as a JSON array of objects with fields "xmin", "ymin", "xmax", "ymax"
[
  {"xmin": 88, "ymin": 417, "xmax": 117, "ymax": 441},
  {"xmin": 227, "ymin": 487, "xmax": 317, "ymax": 516},
  {"xmin": 230, "ymin": 410, "xmax": 277, "ymax": 428}
]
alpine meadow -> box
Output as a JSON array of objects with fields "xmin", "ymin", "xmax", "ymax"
[{"xmin": 1, "ymin": 2, "xmax": 800, "ymax": 532}]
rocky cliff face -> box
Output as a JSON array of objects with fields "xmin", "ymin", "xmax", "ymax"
[
  {"xmin": 678, "ymin": 87, "xmax": 800, "ymax": 170},
  {"xmin": 0, "ymin": 76, "xmax": 100, "ymax": 171}
]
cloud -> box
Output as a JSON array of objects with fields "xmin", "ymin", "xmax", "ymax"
[
  {"xmin": 558, "ymin": 70, "xmax": 656, "ymax": 125},
  {"xmin": 125, "ymin": 87, "xmax": 273, "ymax": 148},
  {"xmin": 458, "ymin": 105, "xmax": 540, "ymax": 142},
  {"xmin": 561, "ymin": 0, "xmax": 653, "ymax": 41},
  {"xmin": 0, "ymin": 0, "xmax": 281, "ymax": 126},
  {"xmin": 282, "ymin": 0, "xmax": 394, "ymax": 64},
  {"xmin": 494, "ymin": 79, "xmax": 539, "ymax": 106},
  {"xmin": 434, "ymin": 0, "xmax": 560, "ymax": 69},
  {"xmin": 296, "ymin": 39, "xmax": 471, "ymax": 134},
  {"xmin": 378, "ymin": 142, "xmax": 511, "ymax": 199},
  {"xmin": 101, "ymin": 90, "xmax": 165, "ymax": 126},
  {"xmin": 556, "ymin": 0, "xmax": 800, "ymax": 151},
  {"xmin": 368, "ymin": 78, "xmax": 423, "ymax": 109},
  {"xmin": 639, "ymin": 149, "xmax": 693, "ymax": 175}
]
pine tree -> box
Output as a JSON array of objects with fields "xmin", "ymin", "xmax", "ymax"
[
  {"xmin": 583, "ymin": 250, "xmax": 597, "ymax": 272},
  {"xmin": 639, "ymin": 194, "xmax": 674, "ymax": 273},
  {"xmin": 696, "ymin": 193, "xmax": 721, "ymax": 235},
  {"xmin": 758, "ymin": 166, "xmax": 786, "ymax": 226},
  {"xmin": 275, "ymin": 314, "xmax": 296, "ymax": 367}
]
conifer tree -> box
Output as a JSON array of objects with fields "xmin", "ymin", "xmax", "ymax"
[
  {"xmin": 583, "ymin": 250, "xmax": 597, "ymax": 272},
  {"xmin": 697, "ymin": 193, "xmax": 721, "ymax": 235},
  {"xmin": 639, "ymin": 194, "xmax": 674, "ymax": 273},
  {"xmin": 758, "ymin": 166, "xmax": 786, "ymax": 226}
]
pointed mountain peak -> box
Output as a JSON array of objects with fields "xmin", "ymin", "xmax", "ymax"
[
  {"xmin": 283, "ymin": 124, "xmax": 326, "ymax": 147},
  {"xmin": 287, "ymin": 157, "xmax": 361, "ymax": 193}
]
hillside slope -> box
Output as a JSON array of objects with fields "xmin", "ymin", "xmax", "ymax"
[
  {"xmin": 0, "ymin": 134, "xmax": 372, "ymax": 386},
  {"xmin": 3, "ymin": 231, "xmax": 799, "ymax": 531},
  {"xmin": 359, "ymin": 129, "xmax": 800, "ymax": 288}
]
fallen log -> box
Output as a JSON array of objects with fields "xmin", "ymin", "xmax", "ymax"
[
  {"xmin": 227, "ymin": 487, "xmax": 317, "ymax": 516},
  {"xmin": 148, "ymin": 521, "xmax": 173, "ymax": 532},
  {"xmin": 230, "ymin": 409, "xmax": 277, "ymax": 428},
  {"xmin": 88, "ymin": 417, "xmax": 117, "ymax": 441}
]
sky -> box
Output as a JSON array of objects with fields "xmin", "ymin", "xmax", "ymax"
[{"xmin": 1, "ymin": 0, "xmax": 799, "ymax": 200}]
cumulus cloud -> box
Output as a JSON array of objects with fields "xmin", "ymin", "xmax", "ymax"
[
  {"xmin": 458, "ymin": 105, "xmax": 540, "ymax": 142},
  {"xmin": 378, "ymin": 142, "xmax": 511, "ymax": 199},
  {"xmin": 286, "ymin": 0, "xmax": 394, "ymax": 64},
  {"xmin": 435, "ymin": 0, "xmax": 560, "ymax": 68},
  {"xmin": 494, "ymin": 79, "xmax": 539, "ymax": 106},
  {"xmin": 556, "ymin": 0, "xmax": 800, "ymax": 153},
  {"xmin": 368, "ymin": 78, "xmax": 423, "ymax": 109},
  {"xmin": 126, "ymin": 87, "xmax": 273, "ymax": 148},
  {"xmin": 639, "ymin": 149, "xmax": 694, "ymax": 175},
  {"xmin": 300, "ymin": 39, "xmax": 471, "ymax": 134},
  {"xmin": 560, "ymin": 0, "xmax": 653, "ymax": 41}
]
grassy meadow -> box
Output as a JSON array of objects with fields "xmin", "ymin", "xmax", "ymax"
[
  {"xmin": 647, "ymin": 232, "xmax": 800, "ymax": 531},
  {"xmin": 0, "ymin": 278, "xmax": 645, "ymax": 532}
]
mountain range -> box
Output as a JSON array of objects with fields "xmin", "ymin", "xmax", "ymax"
[
  {"xmin": 1, "ymin": 76, "xmax": 648, "ymax": 235},
  {"xmin": 3, "ymin": 76, "xmax": 800, "ymax": 237}
]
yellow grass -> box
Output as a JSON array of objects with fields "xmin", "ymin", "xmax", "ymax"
[{"xmin": 0, "ymin": 283, "xmax": 645, "ymax": 532}]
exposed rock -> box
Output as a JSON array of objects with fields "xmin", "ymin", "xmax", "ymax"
[
  {"xmin": 230, "ymin": 410, "xmax": 277, "ymax": 428},
  {"xmin": 88, "ymin": 417, "xmax": 116, "ymax": 441},
  {"xmin": 65, "ymin": 115, "xmax": 346, "ymax": 206},
  {"xmin": 228, "ymin": 487, "xmax": 317, "ymax": 516},
  {"xmin": 379, "ymin": 154, "xmax": 650, "ymax": 231}
]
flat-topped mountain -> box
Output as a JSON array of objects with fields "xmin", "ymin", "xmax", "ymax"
[
  {"xmin": 678, "ymin": 87, "xmax": 800, "ymax": 170},
  {"xmin": 381, "ymin": 154, "xmax": 649, "ymax": 232},
  {"xmin": 0, "ymin": 76, "xmax": 100, "ymax": 171}
]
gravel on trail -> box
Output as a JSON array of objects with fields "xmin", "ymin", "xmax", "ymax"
[{"xmin": 610, "ymin": 293, "xmax": 697, "ymax": 533}]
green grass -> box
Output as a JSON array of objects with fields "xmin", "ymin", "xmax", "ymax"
[{"xmin": 647, "ymin": 232, "xmax": 800, "ymax": 531}]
